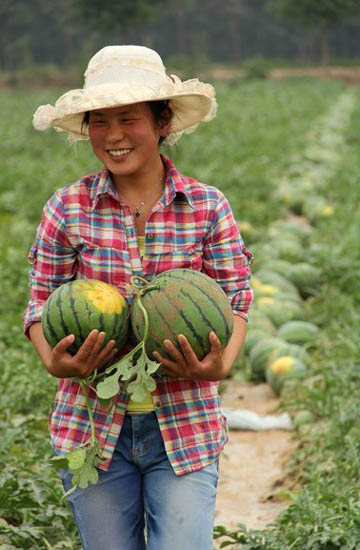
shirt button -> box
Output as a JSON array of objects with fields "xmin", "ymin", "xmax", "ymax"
[{"xmin": 147, "ymin": 233, "xmax": 154, "ymax": 240}]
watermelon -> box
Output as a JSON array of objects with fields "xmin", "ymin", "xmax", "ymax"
[
  {"xmin": 254, "ymin": 270, "xmax": 300, "ymax": 298},
  {"xmin": 242, "ymin": 329, "xmax": 269, "ymax": 356},
  {"xmin": 268, "ymin": 342, "xmax": 310, "ymax": 366},
  {"xmin": 277, "ymin": 320, "xmax": 320, "ymax": 345},
  {"xmin": 268, "ymin": 219, "xmax": 312, "ymax": 244},
  {"xmin": 266, "ymin": 356, "xmax": 307, "ymax": 396},
  {"xmin": 256, "ymin": 296, "xmax": 304, "ymax": 326},
  {"xmin": 130, "ymin": 269, "xmax": 234, "ymax": 361},
  {"xmin": 247, "ymin": 310, "xmax": 276, "ymax": 334},
  {"xmin": 249, "ymin": 337, "xmax": 286, "ymax": 380},
  {"xmin": 42, "ymin": 279, "xmax": 129, "ymax": 355},
  {"xmin": 273, "ymin": 238, "xmax": 305, "ymax": 263},
  {"xmin": 260, "ymin": 259, "xmax": 294, "ymax": 279},
  {"xmin": 287, "ymin": 263, "xmax": 322, "ymax": 293},
  {"xmin": 293, "ymin": 410, "xmax": 314, "ymax": 428}
]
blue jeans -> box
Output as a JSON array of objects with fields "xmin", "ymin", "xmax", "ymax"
[{"xmin": 60, "ymin": 412, "xmax": 219, "ymax": 550}]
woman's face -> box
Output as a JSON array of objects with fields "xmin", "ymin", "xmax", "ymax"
[{"xmin": 88, "ymin": 102, "xmax": 169, "ymax": 182}]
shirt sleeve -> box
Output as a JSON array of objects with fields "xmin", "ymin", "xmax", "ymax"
[
  {"xmin": 23, "ymin": 189, "xmax": 78, "ymax": 338},
  {"xmin": 202, "ymin": 191, "xmax": 253, "ymax": 321}
]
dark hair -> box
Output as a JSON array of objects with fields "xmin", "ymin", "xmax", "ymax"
[{"xmin": 81, "ymin": 100, "xmax": 173, "ymax": 144}]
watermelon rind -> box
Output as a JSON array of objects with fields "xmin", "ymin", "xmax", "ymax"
[
  {"xmin": 249, "ymin": 337, "xmax": 287, "ymax": 381},
  {"xmin": 42, "ymin": 279, "xmax": 129, "ymax": 355},
  {"xmin": 277, "ymin": 320, "xmax": 320, "ymax": 345},
  {"xmin": 130, "ymin": 269, "xmax": 234, "ymax": 361},
  {"xmin": 266, "ymin": 356, "xmax": 307, "ymax": 396}
]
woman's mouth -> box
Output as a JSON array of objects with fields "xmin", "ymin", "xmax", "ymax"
[{"xmin": 107, "ymin": 148, "xmax": 132, "ymax": 158}]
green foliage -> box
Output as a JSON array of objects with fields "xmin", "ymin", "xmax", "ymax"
[
  {"xmin": 1, "ymin": 80, "xmax": 360, "ymax": 547},
  {"xmin": 270, "ymin": 0, "xmax": 360, "ymax": 26},
  {"xmin": 242, "ymin": 56, "xmax": 269, "ymax": 80}
]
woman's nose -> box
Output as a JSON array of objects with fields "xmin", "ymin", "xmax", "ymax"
[{"xmin": 106, "ymin": 120, "xmax": 124, "ymax": 142}]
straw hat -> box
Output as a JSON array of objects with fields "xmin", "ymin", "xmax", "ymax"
[{"xmin": 33, "ymin": 45, "xmax": 217, "ymax": 145}]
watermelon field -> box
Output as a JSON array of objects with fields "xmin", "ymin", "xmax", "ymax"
[{"xmin": 1, "ymin": 76, "xmax": 360, "ymax": 549}]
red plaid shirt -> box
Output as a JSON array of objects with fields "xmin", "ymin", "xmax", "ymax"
[{"xmin": 24, "ymin": 155, "xmax": 253, "ymax": 475}]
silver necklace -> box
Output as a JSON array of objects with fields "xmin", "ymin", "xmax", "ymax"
[
  {"xmin": 134, "ymin": 201, "xmax": 145, "ymax": 217},
  {"xmin": 127, "ymin": 173, "xmax": 165, "ymax": 218}
]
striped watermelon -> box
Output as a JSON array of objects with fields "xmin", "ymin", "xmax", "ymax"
[
  {"xmin": 130, "ymin": 269, "xmax": 234, "ymax": 361},
  {"xmin": 42, "ymin": 279, "xmax": 129, "ymax": 355}
]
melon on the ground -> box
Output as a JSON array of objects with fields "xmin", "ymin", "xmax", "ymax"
[
  {"xmin": 273, "ymin": 238, "xmax": 305, "ymax": 263},
  {"xmin": 268, "ymin": 342, "xmax": 310, "ymax": 366},
  {"xmin": 242, "ymin": 329, "xmax": 269, "ymax": 356},
  {"xmin": 254, "ymin": 270, "xmax": 300, "ymax": 298},
  {"xmin": 256, "ymin": 296, "xmax": 304, "ymax": 327},
  {"xmin": 287, "ymin": 263, "xmax": 322, "ymax": 293},
  {"xmin": 277, "ymin": 320, "xmax": 320, "ymax": 345},
  {"xmin": 42, "ymin": 279, "xmax": 129, "ymax": 355},
  {"xmin": 130, "ymin": 269, "xmax": 234, "ymax": 361},
  {"xmin": 266, "ymin": 356, "xmax": 307, "ymax": 396},
  {"xmin": 249, "ymin": 337, "xmax": 286, "ymax": 381}
]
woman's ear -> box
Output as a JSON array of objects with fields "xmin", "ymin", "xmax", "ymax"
[{"xmin": 159, "ymin": 107, "xmax": 173, "ymax": 138}]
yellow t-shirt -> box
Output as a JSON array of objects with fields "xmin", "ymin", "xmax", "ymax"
[{"xmin": 127, "ymin": 235, "xmax": 155, "ymax": 413}]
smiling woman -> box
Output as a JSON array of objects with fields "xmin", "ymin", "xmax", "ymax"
[{"xmin": 25, "ymin": 44, "xmax": 253, "ymax": 550}]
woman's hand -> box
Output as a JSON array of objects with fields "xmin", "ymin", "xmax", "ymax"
[
  {"xmin": 152, "ymin": 332, "xmax": 229, "ymax": 381},
  {"xmin": 46, "ymin": 329, "xmax": 118, "ymax": 379}
]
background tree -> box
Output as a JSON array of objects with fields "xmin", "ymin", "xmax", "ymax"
[
  {"xmin": 270, "ymin": 0, "xmax": 360, "ymax": 67},
  {"xmin": 73, "ymin": 0, "xmax": 171, "ymax": 43}
]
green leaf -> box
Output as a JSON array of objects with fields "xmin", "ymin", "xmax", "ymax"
[
  {"xmin": 50, "ymin": 455, "xmax": 70, "ymax": 470},
  {"xmin": 96, "ymin": 376, "xmax": 120, "ymax": 399},
  {"xmin": 146, "ymin": 358, "xmax": 161, "ymax": 375},
  {"xmin": 67, "ymin": 446, "xmax": 87, "ymax": 472}
]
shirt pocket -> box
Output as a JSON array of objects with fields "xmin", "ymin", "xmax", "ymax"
[
  {"xmin": 76, "ymin": 238, "xmax": 130, "ymax": 287},
  {"xmin": 145, "ymin": 241, "xmax": 203, "ymax": 272}
]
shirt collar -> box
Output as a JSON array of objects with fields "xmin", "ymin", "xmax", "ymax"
[
  {"xmin": 90, "ymin": 169, "xmax": 120, "ymax": 211},
  {"xmin": 90, "ymin": 155, "xmax": 196, "ymax": 212},
  {"xmin": 161, "ymin": 155, "xmax": 196, "ymax": 210}
]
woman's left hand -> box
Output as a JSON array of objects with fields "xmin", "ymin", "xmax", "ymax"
[{"xmin": 152, "ymin": 332, "xmax": 229, "ymax": 381}]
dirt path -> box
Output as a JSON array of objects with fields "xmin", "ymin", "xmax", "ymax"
[{"xmin": 214, "ymin": 381, "xmax": 297, "ymax": 531}]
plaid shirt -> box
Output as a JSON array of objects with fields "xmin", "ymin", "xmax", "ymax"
[{"xmin": 24, "ymin": 155, "xmax": 253, "ymax": 475}]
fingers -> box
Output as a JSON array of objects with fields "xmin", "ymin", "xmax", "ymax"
[
  {"xmin": 53, "ymin": 334, "xmax": 75, "ymax": 357},
  {"xmin": 52, "ymin": 330, "xmax": 117, "ymax": 378},
  {"xmin": 208, "ymin": 331, "xmax": 222, "ymax": 354}
]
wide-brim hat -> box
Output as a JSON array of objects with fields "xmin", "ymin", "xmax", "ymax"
[{"xmin": 33, "ymin": 45, "xmax": 217, "ymax": 145}]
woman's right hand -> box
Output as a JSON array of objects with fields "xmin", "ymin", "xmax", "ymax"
[{"xmin": 46, "ymin": 329, "xmax": 118, "ymax": 379}]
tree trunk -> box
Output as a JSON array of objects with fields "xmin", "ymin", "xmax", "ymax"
[{"xmin": 320, "ymin": 23, "xmax": 330, "ymax": 72}]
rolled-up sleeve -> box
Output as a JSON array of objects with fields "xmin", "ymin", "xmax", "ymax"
[
  {"xmin": 202, "ymin": 191, "xmax": 253, "ymax": 321},
  {"xmin": 24, "ymin": 189, "xmax": 77, "ymax": 338}
]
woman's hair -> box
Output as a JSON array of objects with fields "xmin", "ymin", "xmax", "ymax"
[{"xmin": 82, "ymin": 100, "xmax": 173, "ymax": 144}]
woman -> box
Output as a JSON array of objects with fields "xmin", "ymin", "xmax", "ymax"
[{"xmin": 25, "ymin": 45, "xmax": 253, "ymax": 550}]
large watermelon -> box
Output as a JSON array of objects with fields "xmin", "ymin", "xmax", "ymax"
[
  {"xmin": 42, "ymin": 279, "xmax": 129, "ymax": 355},
  {"xmin": 130, "ymin": 269, "xmax": 234, "ymax": 361}
]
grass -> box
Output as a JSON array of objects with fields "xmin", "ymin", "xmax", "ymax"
[{"xmin": 0, "ymin": 77, "xmax": 359, "ymax": 548}]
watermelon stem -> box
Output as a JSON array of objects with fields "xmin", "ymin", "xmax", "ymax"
[{"xmin": 79, "ymin": 380, "xmax": 97, "ymax": 447}]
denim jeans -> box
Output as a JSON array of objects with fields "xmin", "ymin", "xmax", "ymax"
[{"xmin": 60, "ymin": 412, "xmax": 219, "ymax": 550}]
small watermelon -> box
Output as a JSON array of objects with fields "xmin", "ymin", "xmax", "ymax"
[
  {"xmin": 277, "ymin": 320, "xmax": 320, "ymax": 345},
  {"xmin": 242, "ymin": 329, "xmax": 269, "ymax": 356},
  {"xmin": 130, "ymin": 269, "xmax": 234, "ymax": 361},
  {"xmin": 273, "ymin": 238, "xmax": 305, "ymax": 263},
  {"xmin": 42, "ymin": 279, "xmax": 129, "ymax": 355},
  {"xmin": 266, "ymin": 356, "xmax": 307, "ymax": 396},
  {"xmin": 249, "ymin": 337, "xmax": 286, "ymax": 380},
  {"xmin": 254, "ymin": 270, "xmax": 300, "ymax": 298},
  {"xmin": 268, "ymin": 342, "xmax": 309, "ymax": 366},
  {"xmin": 293, "ymin": 410, "xmax": 314, "ymax": 428},
  {"xmin": 287, "ymin": 263, "xmax": 322, "ymax": 294},
  {"xmin": 256, "ymin": 296, "xmax": 304, "ymax": 327}
]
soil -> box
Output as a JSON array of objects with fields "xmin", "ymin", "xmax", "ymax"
[{"xmin": 214, "ymin": 381, "xmax": 298, "ymax": 532}]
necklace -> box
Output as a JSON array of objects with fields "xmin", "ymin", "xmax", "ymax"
[
  {"xmin": 121, "ymin": 173, "xmax": 165, "ymax": 218},
  {"xmin": 134, "ymin": 201, "xmax": 145, "ymax": 217}
]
